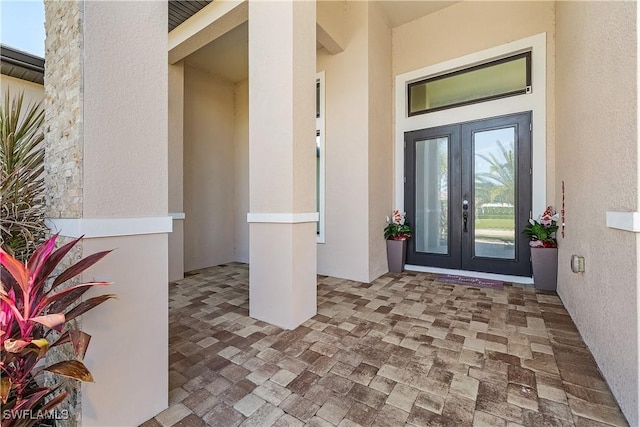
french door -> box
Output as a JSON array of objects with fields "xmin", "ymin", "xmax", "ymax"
[{"xmin": 404, "ymin": 112, "xmax": 532, "ymax": 276}]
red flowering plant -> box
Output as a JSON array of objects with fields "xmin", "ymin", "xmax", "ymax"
[
  {"xmin": 384, "ymin": 210, "xmax": 412, "ymax": 241},
  {"xmin": 0, "ymin": 234, "xmax": 114, "ymax": 426},
  {"xmin": 523, "ymin": 206, "xmax": 559, "ymax": 248}
]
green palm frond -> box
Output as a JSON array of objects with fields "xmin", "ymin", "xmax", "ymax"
[
  {"xmin": 0, "ymin": 91, "xmax": 47, "ymax": 262},
  {"xmin": 475, "ymin": 139, "xmax": 515, "ymax": 205}
]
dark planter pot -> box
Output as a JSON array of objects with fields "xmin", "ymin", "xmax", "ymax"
[
  {"xmin": 386, "ymin": 239, "xmax": 407, "ymax": 273},
  {"xmin": 531, "ymin": 247, "xmax": 558, "ymax": 291}
]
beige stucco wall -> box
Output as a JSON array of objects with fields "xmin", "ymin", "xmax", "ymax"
[
  {"xmin": 82, "ymin": 1, "xmax": 168, "ymax": 217},
  {"xmin": 555, "ymin": 2, "xmax": 638, "ymax": 424},
  {"xmin": 168, "ymin": 220, "xmax": 184, "ymax": 281},
  {"xmin": 234, "ymin": 79, "xmax": 250, "ymax": 263},
  {"xmin": 81, "ymin": 234, "xmax": 168, "ymax": 426},
  {"xmin": 168, "ymin": 62, "xmax": 185, "ymax": 281},
  {"xmin": 393, "ymin": 0, "xmax": 556, "ymax": 204},
  {"xmin": 57, "ymin": 1, "xmax": 169, "ymax": 425},
  {"xmin": 247, "ymin": 0, "xmax": 318, "ymax": 328},
  {"xmin": 367, "ymin": 3, "xmax": 393, "ymax": 280},
  {"xmin": 0, "ymin": 74, "xmax": 44, "ymax": 107},
  {"xmin": 248, "ymin": 2, "xmax": 316, "ymax": 215},
  {"xmin": 184, "ymin": 64, "xmax": 236, "ymax": 271},
  {"xmin": 317, "ymin": 0, "xmax": 346, "ymax": 53},
  {"xmin": 393, "ymin": 1, "xmax": 554, "ymax": 76},
  {"xmin": 168, "ymin": 62, "xmax": 185, "ymax": 215},
  {"xmin": 317, "ymin": 1, "xmax": 371, "ymax": 282},
  {"xmin": 178, "ymin": 70, "xmax": 249, "ymax": 270}
]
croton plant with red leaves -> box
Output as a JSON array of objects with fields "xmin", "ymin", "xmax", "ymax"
[{"xmin": 0, "ymin": 234, "xmax": 114, "ymax": 426}]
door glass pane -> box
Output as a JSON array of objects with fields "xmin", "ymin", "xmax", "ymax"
[
  {"xmin": 416, "ymin": 137, "xmax": 448, "ymax": 254},
  {"xmin": 473, "ymin": 127, "xmax": 516, "ymax": 259}
]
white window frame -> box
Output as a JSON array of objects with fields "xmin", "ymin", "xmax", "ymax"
[{"xmin": 316, "ymin": 71, "xmax": 326, "ymax": 244}]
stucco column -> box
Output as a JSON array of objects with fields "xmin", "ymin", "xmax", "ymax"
[
  {"xmin": 44, "ymin": 1, "xmax": 169, "ymax": 426},
  {"xmin": 248, "ymin": 0, "xmax": 317, "ymax": 329}
]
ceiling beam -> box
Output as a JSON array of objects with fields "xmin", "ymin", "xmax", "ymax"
[
  {"xmin": 317, "ymin": 0, "xmax": 345, "ymax": 54},
  {"xmin": 169, "ymin": 0, "xmax": 248, "ymax": 64}
]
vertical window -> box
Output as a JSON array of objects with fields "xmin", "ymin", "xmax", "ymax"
[{"xmin": 316, "ymin": 72, "xmax": 325, "ymax": 243}]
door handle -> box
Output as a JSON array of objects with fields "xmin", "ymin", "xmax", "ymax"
[{"xmin": 462, "ymin": 199, "xmax": 469, "ymax": 232}]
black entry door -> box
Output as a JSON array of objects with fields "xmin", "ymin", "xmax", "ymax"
[{"xmin": 404, "ymin": 112, "xmax": 532, "ymax": 276}]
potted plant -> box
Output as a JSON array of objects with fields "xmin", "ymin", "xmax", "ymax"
[
  {"xmin": 523, "ymin": 206, "xmax": 559, "ymax": 290},
  {"xmin": 384, "ymin": 210, "xmax": 412, "ymax": 273}
]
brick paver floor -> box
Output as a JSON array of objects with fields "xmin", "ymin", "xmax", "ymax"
[{"xmin": 141, "ymin": 263, "xmax": 628, "ymax": 427}]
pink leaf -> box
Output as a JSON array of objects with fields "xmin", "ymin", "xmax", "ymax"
[
  {"xmin": 26, "ymin": 234, "xmax": 58, "ymax": 283},
  {"xmin": 51, "ymin": 250, "xmax": 112, "ymax": 291},
  {"xmin": 69, "ymin": 329, "xmax": 91, "ymax": 360},
  {"xmin": 39, "ymin": 281, "xmax": 112, "ymax": 314},
  {"xmin": 31, "ymin": 313, "xmax": 65, "ymax": 331},
  {"xmin": 12, "ymin": 387, "xmax": 53, "ymax": 413},
  {"xmin": 0, "ymin": 292, "xmax": 25, "ymax": 324},
  {"xmin": 65, "ymin": 294, "xmax": 116, "ymax": 322},
  {"xmin": 34, "ymin": 235, "xmax": 83, "ymax": 286},
  {"xmin": 4, "ymin": 338, "xmax": 31, "ymax": 353},
  {"xmin": 0, "ymin": 249, "xmax": 29, "ymax": 293}
]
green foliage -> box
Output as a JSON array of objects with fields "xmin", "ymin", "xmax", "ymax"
[
  {"xmin": 523, "ymin": 221, "xmax": 558, "ymax": 245},
  {"xmin": 0, "ymin": 92, "xmax": 47, "ymax": 263},
  {"xmin": 475, "ymin": 218, "xmax": 515, "ymax": 230},
  {"xmin": 522, "ymin": 206, "xmax": 559, "ymax": 248},
  {"xmin": 476, "ymin": 205, "xmax": 514, "ymax": 220},
  {"xmin": 384, "ymin": 210, "xmax": 412, "ymax": 240},
  {"xmin": 475, "ymin": 140, "xmax": 515, "ymax": 206},
  {"xmin": 384, "ymin": 222, "xmax": 411, "ymax": 240}
]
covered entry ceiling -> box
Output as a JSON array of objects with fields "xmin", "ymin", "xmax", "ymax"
[
  {"xmin": 185, "ymin": 21, "xmax": 248, "ymax": 83},
  {"xmin": 171, "ymin": 1, "xmax": 460, "ymax": 82},
  {"xmin": 375, "ymin": 1, "xmax": 461, "ymax": 27},
  {"xmin": 168, "ymin": 1, "xmax": 460, "ymax": 33},
  {"xmin": 168, "ymin": 0, "xmax": 211, "ymax": 32}
]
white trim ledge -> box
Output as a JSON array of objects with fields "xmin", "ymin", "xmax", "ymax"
[
  {"xmin": 247, "ymin": 212, "xmax": 319, "ymax": 224},
  {"xmin": 46, "ymin": 217, "xmax": 173, "ymax": 239},
  {"xmin": 606, "ymin": 211, "xmax": 640, "ymax": 232},
  {"xmin": 169, "ymin": 212, "xmax": 186, "ymax": 220}
]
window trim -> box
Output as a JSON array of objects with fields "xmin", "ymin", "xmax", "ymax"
[
  {"xmin": 407, "ymin": 51, "xmax": 531, "ymax": 116},
  {"xmin": 316, "ymin": 71, "xmax": 326, "ymax": 244}
]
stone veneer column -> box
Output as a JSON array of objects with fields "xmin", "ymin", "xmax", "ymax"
[
  {"xmin": 44, "ymin": 1, "xmax": 169, "ymax": 426},
  {"xmin": 248, "ymin": 0, "xmax": 317, "ymax": 329},
  {"xmin": 43, "ymin": 3, "xmax": 84, "ymax": 425},
  {"xmin": 44, "ymin": 1, "xmax": 83, "ymax": 219}
]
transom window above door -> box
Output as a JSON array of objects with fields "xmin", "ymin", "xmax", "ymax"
[{"xmin": 408, "ymin": 52, "xmax": 531, "ymax": 116}]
